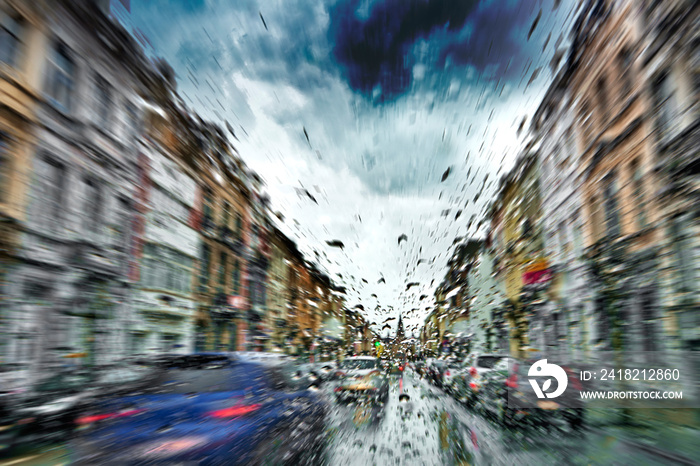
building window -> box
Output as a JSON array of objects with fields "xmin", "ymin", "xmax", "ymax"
[
  {"xmin": 572, "ymin": 212, "xmax": 583, "ymax": 257},
  {"xmin": 202, "ymin": 190, "xmax": 213, "ymax": 225},
  {"xmin": 45, "ymin": 42, "xmax": 75, "ymax": 112},
  {"xmin": 640, "ymin": 287, "xmax": 657, "ymax": 353},
  {"xmin": 653, "ymin": 71, "xmax": 679, "ymax": 140},
  {"xmin": 221, "ymin": 201, "xmax": 230, "ymax": 228},
  {"xmin": 597, "ymin": 76, "xmax": 608, "ymax": 122},
  {"xmin": 618, "ymin": 48, "xmax": 633, "ymax": 100},
  {"xmin": 95, "ymin": 75, "xmax": 111, "ymax": 127},
  {"xmin": 630, "ymin": 159, "xmax": 647, "ymax": 229},
  {"xmin": 590, "ymin": 195, "xmax": 603, "ymax": 242},
  {"xmin": 82, "ymin": 177, "xmax": 102, "ymax": 234},
  {"xmin": 124, "ymin": 102, "xmax": 139, "ymax": 142},
  {"xmin": 0, "ymin": 133, "xmax": 8, "ymax": 202},
  {"xmin": 33, "ymin": 155, "xmax": 65, "ymax": 229},
  {"xmin": 0, "ymin": 10, "xmax": 21, "ymax": 67},
  {"xmin": 199, "ymin": 242, "xmax": 210, "ymax": 286},
  {"xmin": 141, "ymin": 243, "xmax": 193, "ymax": 294},
  {"xmin": 23, "ymin": 278, "xmax": 53, "ymax": 302},
  {"xmin": 670, "ymin": 214, "xmax": 694, "ymax": 294},
  {"xmin": 130, "ymin": 332, "xmax": 146, "ymax": 355},
  {"xmin": 235, "ymin": 213, "xmax": 242, "ymax": 238},
  {"xmin": 218, "ymin": 252, "xmax": 227, "ymax": 286},
  {"xmin": 114, "ymin": 197, "xmax": 130, "ymax": 251},
  {"xmin": 580, "ymin": 102, "xmax": 592, "ymax": 146},
  {"xmin": 602, "ymin": 172, "xmax": 621, "ymax": 238},
  {"xmin": 232, "ymin": 259, "xmax": 240, "ymax": 294}
]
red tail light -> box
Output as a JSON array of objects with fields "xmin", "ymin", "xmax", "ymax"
[
  {"xmin": 76, "ymin": 409, "xmax": 144, "ymax": 425},
  {"xmin": 505, "ymin": 373, "xmax": 518, "ymax": 388},
  {"xmin": 469, "ymin": 367, "xmax": 477, "ymax": 377},
  {"xmin": 208, "ymin": 403, "xmax": 261, "ymax": 419}
]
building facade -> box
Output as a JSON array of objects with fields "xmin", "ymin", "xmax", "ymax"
[
  {"xmin": 569, "ymin": 0, "xmax": 665, "ymax": 357},
  {"xmin": 531, "ymin": 70, "xmax": 590, "ymax": 361},
  {"xmin": 489, "ymin": 152, "xmax": 546, "ymax": 357},
  {"xmin": 129, "ymin": 103, "xmax": 199, "ymax": 354},
  {"xmin": 2, "ymin": 0, "xmax": 152, "ymax": 376},
  {"xmin": 639, "ymin": 0, "xmax": 700, "ymax": 351}
]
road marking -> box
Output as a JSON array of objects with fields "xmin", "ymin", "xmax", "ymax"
[{"xmin": 0, "ymin": 454, "xmax": 40, "ymax": 466}]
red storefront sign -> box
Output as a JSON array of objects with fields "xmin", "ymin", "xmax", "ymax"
[
  {"xmin": 522, "ymin": 268, "xmax": 552, "ymax": 285},
  {"xmin": 523, "ymin": 258, "xmax": 552, "ymax": 285}
]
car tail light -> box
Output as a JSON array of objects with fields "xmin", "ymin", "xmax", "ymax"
[
  {"xmin": 76, "ymin": 409, "xmax": 144, "ymax": 425},
  {"xmin": 208, "ymin": 403, "xmax": 261, "ymax": 419},
  {"xmin": 505, "ymin": 373, "xmax": 518, "ymax": 388},
  {"xmin": 469, "ymin": 367, "xmax": 477, "ymax": 377}
]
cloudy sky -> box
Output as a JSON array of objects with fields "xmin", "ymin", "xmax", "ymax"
[{"xmin": 128, "ymin": 0, "xmax": 579, "ymax": 338}]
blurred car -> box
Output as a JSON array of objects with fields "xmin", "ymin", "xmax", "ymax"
[
  {"xmin": 4, "ymin": 361, "xmax": 157, "ymax": 453},
  {"xmin": 413, "ymin": 361, "xmax": 426, "ymax": 376},
  {"xmin": 70, "ymin": 353, "xmax": 327, "ymax": 465},
  {"xmin": 441, "ymin": 358, "xmax": 465, "ymax": 394},
  {"xmin": 334, "ymin": 356, "xmax": 388, "ymax": 403},
  {"xmin": 296, "ymin": 360, "xmax": 338, "ymax": 385},
  {"xmin": 452, "ymin": 354, "xmax": 509, "ymax": 407},
  {"xmin": 388, "ymin": 359, "xmax": 406, "ymax": 375},
  {"xmin": 478, "ymin": 358, "xmax": 585, "ymax": 430},
  {"xmin": 7, "ymin": 368, "xmax": 94, "ymax": 448},
  {"xmin": 426, "ymin": 359, "xmax": 448, "ymax": 387}
]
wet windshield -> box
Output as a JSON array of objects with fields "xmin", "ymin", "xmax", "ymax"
[{"xmin": 4, "ymin": 1, "xmax": 696, "ymax": 465}]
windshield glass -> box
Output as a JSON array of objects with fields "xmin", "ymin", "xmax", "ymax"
[
  {"xmin": 16, "ymin": 1, "xmax": 692, "ymax": 464},
  {"xmin": 476, "ymin": 356, "xmax": 505, "ymax": 369},
  {"xmin": 341, "ymin": 359, "xmax": 377, "ymax": 370},
  {"xmin": 36, "ymin": 373, "xmax": 91, "ymax": 392}
]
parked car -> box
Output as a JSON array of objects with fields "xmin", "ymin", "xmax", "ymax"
[
  {"xmin": 426, "ymin": 359, "xmax": 448, "ymax": 387},
  {"xmin": 478, "ymin": 358, "xmax": 585, "ymax": 430},
  {"xmin": 452, "ymin": 354, "xmax": 510, "ymax": 407},
  {"xmin": 441, "ymin": 358, "xmax": 465, "ymax": 394},
  {"xmin": 413, "ymin": 361, "xmax": 426, "ymax": 377},
  {"xmin": 388, "ymin": 359, "xmax": 406, "ymax": 375},
  {"xmin": 334, "ymin": 356, "xmax": 388, "ymax": 403},
  {"xmin": 70, "ymin": 353, "xmax": 327, "ymax": 465},
  {"xmin": 7, "ymin": 368, "xmax": 95, "ymax": 448},
  {"xmin": 296, "ymin": 360, "xmax": 338, "ymax": 385}
]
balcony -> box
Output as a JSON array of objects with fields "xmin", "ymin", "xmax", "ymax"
[
  {"xmin": 219, "ymin": 225, "xmax": 245, "ymax": 254},
  {"xmin": 201, "ymin": 216, "xmax": 216, "ymax": 236}
]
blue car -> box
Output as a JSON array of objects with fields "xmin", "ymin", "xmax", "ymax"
[{"xmin": 70, "ymin": 353, "xmax": 327, "ymax": 465}]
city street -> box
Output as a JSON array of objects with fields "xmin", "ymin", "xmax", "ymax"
[
  {"xmin": 1, "ymin": 0, "xmax": 698, "ymax": 464},
  {"xmin": 1, "ymin": 365, "xmax": 698, "ymax": 465},
  {"xmin": 322, "ymin": 369, "xmax": 697, "ymax": 466}
]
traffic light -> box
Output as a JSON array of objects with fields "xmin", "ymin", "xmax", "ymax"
[{"xmin": 374, "ymin": 341, "xmax": 380, "ymax": 347}]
